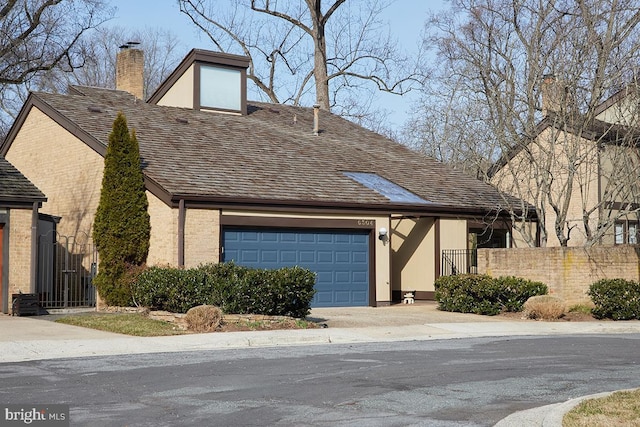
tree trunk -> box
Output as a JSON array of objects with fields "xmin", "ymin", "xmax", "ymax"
[{"xmin": 309, "ymin": 1, "xmax": 330, "ymax": 110}]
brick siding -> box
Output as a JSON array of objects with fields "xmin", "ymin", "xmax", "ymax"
[
  {"xmin": 5, "ymin": 108, "xmax": 104, "ymax": 239},
  {"xmin": 184, "ymin": 208, "xmax": 220, "ymax": 267},
  {"xmin": 7, "ymin": 209, "xmax": 33, "ymax": 309},
  {"xmin": 478, "ymin": 246, "xmax": 640, "ymax": 305}
]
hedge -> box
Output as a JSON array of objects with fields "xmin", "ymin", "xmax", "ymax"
[
  {"xmin": 589, "ymin": 279, "xmax": 640, "ymax": 320},
  {"xmin": 434, "ymin": 274, "xmax": 548, "ymax": 315},
  {"xmin": 131, "ymin": 262, "xmax": 316, "ymax": 318}
]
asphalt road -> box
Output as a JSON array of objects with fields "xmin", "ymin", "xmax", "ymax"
[{"xmin": 2, "ymin": 334, "xmax": 640, "ymax": 426}]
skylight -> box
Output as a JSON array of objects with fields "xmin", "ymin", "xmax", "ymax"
[{"xmin": 344, "ymin": 172, "xmax": 431, "ymax": 204}]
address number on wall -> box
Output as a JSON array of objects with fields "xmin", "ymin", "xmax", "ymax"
[{"xmin": 357, "ymin": 220, "xmax": 375, "ymax": 226}]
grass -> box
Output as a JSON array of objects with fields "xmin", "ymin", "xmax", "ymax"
[
  {"xmin": 567, "ymin": 304, "xmax": 594, "ymax": 315},
  {"xmin": 563, "ymin": 389, "xmax": 640, "ymax": 426},
  {"xmin": 55, "ymin": 313, "xmax": 185, "ymax": 336},
  {"xmin": 55, "ymin": 312, "xmax": 319, "ymax": 335},
  {"xmin": 223, "ymin": 317, "xmax": 319, "ymax": 331}
]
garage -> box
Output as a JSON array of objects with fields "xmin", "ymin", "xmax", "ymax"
[{"xmin": 222, "ymin": 227, "xmax": 370, "ymax": 307}]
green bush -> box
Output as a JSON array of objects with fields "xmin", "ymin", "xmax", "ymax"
[
  {"xmin": 434, "ymin": 274, "xmax": 548, "ymax": 315},
  {"xmin": 589, "ymin": 279, "xmax": 640, "ymax": 320},
  {"xmin": 131, "ymin": 262, "xmax": 316, "ymax": 318}
]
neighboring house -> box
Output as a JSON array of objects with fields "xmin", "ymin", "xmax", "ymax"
[
  {"xmin": 0, "ymin": 47, "xmax": 529, "ymax": 310},
  {"xmin": 0, "ymin": 157, "xmax": 46, "ymax": 313},
  {"xmin": 490, "ymin": 78, "xmax": 640, "ymax": 247}
]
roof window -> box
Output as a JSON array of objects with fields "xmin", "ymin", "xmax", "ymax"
[{"xmin": 344, "ymin": 172, "xmax": 431, "ymax": 204}]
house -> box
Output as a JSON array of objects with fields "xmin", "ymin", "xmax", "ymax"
[
  {"xmin": 0, "ymin": 157, "xmax": 46, "ymax": 313},
  {"xmin": 490, "ymin": 77, "xmax": 640, "ymax": 247},
  {"xmin": 0, "ymin": 47, "xmax": 530, "ymax": 311}
]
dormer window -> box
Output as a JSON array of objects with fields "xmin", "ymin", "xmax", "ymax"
[
  {"xmin": 199, "ymin": 64, "xmax": 242, "ymax": 112},
  {"xmin": 148, "ymin": 49, "xmax": 249, "ymax": 115}
]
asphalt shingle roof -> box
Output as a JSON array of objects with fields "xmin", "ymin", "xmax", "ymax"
[
  {"xmin": 0, "ymin": 157, "xmax": 46, "ymax": 203},
  {"xmin": 30, "ymin": 86, "xmax": 524, "ymax": 214}
]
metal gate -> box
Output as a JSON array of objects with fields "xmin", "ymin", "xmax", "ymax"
[{"xmin": 37, "ymin": 231, "xmax": 98, "ymax": 309}]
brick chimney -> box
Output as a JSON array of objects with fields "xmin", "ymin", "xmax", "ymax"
[
  {"xmin": 116, "ymin": 43, "xmax": 144, "ymax": 99},
  {"xmin": 541, "ymin": 74, "xmax": 566, "ymax": 116}
]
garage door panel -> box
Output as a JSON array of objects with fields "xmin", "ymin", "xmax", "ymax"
[
  {"xmin": 335, "ymin": 251, "xmax": 350, "ymax": 263},
  {"xmin": 315, "ymin": 291, "xmax": 334, "ymax": 304},
  {"xmin": 242, "ymin": 232, "xmax": 259, "ymax": 242},
  {"xmin": 335, "ymin": 291, "xmax": 352, "ymax": 303},
  {"xmin": 223, "ymin": 228, "xmax": 370, "ymax": 307},
  {"xmin": 352, "ymin": 251, "xmax": 368, "ymax": 263},
  {"xmin": 299, "ymin": 233, "xmax": 315, "ymax": 243},
  {"xmin": 351, "ymin": 291, "xmax": 368, "ymax": 304},
  {"xmin": 280, "ymin": 233, "xmax": 297, "ymax": 243},
  {"xmin": 352, "ymin": 234, "xmax": 368, "ymax": 244},
  {"xmin": 261, "ymin": 232, "xmax": 278, "ymax": 242},
  {"xmin": 317, "ymin": 234, "xmax": 332, "ymax": 243},
  {"xmin": 337, "ymin": 234, "xmax": 353, "ymax": 244},
  {"xmin": 317, "ymin": 251, "xmax": 333, "ymax": 263},
  {"xmin": 335, "ymin": 271, "xmax": 350, "ymax": 283},
  {"xmin": 241, "ymin": 249, "xmax": 258, "ymax": 263},
  {"xmin": 261, "ymin": 250, "xmax": 278, "ymax": 263},
  {"xmin": 353, "ymin": 271, "xmax": 368, "ymax": 283},
  {"xmin": 280, "ymin": 250, "xmax": 297, "ymax": 263},
  {"xmin": 299, "ymin": 251, "xmax": 315, "ymax": 263}
]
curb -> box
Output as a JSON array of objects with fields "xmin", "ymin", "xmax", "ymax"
[{"xmin": 494, "ymin": 391, "xmax": 616, "ymax": 426}]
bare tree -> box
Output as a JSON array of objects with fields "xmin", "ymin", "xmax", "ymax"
[
  {"xmin": 408, "ymin": 0, "xmax": 640, "ymax": 247},
  {"xmin": 0, "ymin": 0, "xmax": 112, "ymax": 137},
  {"xmin": 0, "ymin": 24, "xmax": 184, "ymax": 137},
  {"xmin": 58, "ymin": 26, "xmax": 185, "ymax": 99},
  {"xmin": 0, "ymin": 0, "xmax": 111, "ymax": 85},
  {"xmin": 178, "ymin": 0, "xmax": 419, "ymax": 126}
]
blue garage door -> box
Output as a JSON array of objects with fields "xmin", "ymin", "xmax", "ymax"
[{"xmin": 222, "ymin": 228, "xmax": 370, "ymax": 307}]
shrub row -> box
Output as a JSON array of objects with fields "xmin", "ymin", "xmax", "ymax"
[
  {"xmin": 434, "ymin": 274, "xmax": 548, "ymax": 315},
  {"xmin": 589, "ymin": 279, "xmax": 640, "ymax": 320},
  {"xmin": 131, "ymin": 262, "xmax": 316, "ymax": 318}
]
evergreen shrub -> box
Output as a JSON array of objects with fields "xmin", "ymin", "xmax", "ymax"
[
  {"xmin": 131, "ymin": 262, "xmax": 316, "ymax": 318},
  {"xmin": 589, "ymin": 279, "xmax": 640, "ymax": 320},
  {"xmin": 435, "ymin": 274, "xmax": 547, "ymax": 315},
  {"xmin": 93, "ymin": 112, "xmax": 150, "ymax": 306}
]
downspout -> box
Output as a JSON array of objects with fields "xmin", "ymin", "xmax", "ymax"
[
  {"xmin": 30, "ymin": 202, "xmax": 38, "ymax": 293},
  {"xmin": 434, "ymin": 218, "xmax": 441, "ymax": 279},
  {"xmin": 178, "ymin": 199, "xmax": 185, "ymax": 267},
  {"xmin": 597, "ymin": 145, "xmax": 603, "ymax": 245}
]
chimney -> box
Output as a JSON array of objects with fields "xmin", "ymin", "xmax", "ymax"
[
  {"xmin": 541, "ymin": 74, "xmax": 566, "ymax": 116},
  {"xmin": 313, "ymin": 104, "xmax": 320, "ymax": 136},
  {"xmin": 116, "ymin": 42, "xmax": 144, "ymax": 99}
]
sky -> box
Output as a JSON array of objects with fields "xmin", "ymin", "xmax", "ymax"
[{"xmin": 105, "ymin": 0, "xmax": 445, "ymax": 133}]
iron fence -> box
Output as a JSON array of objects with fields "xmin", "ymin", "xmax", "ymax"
[
  {"xmin": 38, "ymin": 232, "xmax": 98, "ymax": 309},
  {"xmin": 441, "ymin": 249, "xmax": 478, "ymax": 276}
]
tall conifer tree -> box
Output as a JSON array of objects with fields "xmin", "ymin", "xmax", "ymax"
[{"xmin": 93, "ymin": 112, "xmax": 150, "ymax": 306}]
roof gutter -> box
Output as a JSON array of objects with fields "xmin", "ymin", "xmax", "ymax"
[{"xmin": 168, "ymin": 194, "xmax": 535, "ymax": 219}]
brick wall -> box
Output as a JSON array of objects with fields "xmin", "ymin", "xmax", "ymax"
[
  {"xmin": 147, "ymin": 191, "xmax": 177, "ymax": 266},
  {"xmin": 5, "ymin": 107, "xmax": 104, "ymax": 238},
  {"xmin": 478, "ymin": 246, "xmax": 640, "ymax": 305},
  {"xmin": 184, "ymin": 208, "xmax": 220, "ymax": 268},
  {"xmin": 8, "ymin": 209, "xmax": 33, "ymax": 300}
]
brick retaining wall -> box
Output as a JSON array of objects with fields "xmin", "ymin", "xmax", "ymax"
[{"xmin": 477, "ymin": 246, "xmax": 640, "ymax": 306}]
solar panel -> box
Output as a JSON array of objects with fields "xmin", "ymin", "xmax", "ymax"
[{"xmin": 344, "ymin": 172, "xmax": 431, "ymax": 204}]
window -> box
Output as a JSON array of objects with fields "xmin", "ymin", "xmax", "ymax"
[
  {"xmin": 629, "ymin": 222, "xmax": 638, "ymax": 244},
  {"xmin": 614, "ymin": 220, "xmax": 639, "ymax": 244},
  {"xmin": 343, "ymin": 172, "xmax": 431, "ymax": 204},
  {"xmin": 200, "ymin": 65, "xmax": 242, "ymax": 112},
  {"xmin": 615, "ymin": 222, "xmax": 624, "ymax": 244}
]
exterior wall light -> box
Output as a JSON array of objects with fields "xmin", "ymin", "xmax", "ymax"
[{"xmin": 378, "ymin": 227, "xmax": 389, "ymax": 245}]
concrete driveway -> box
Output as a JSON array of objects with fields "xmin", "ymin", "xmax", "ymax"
[{"xmin": 308, "ymin": 300, "xmax": 518, "ymax": 328}]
